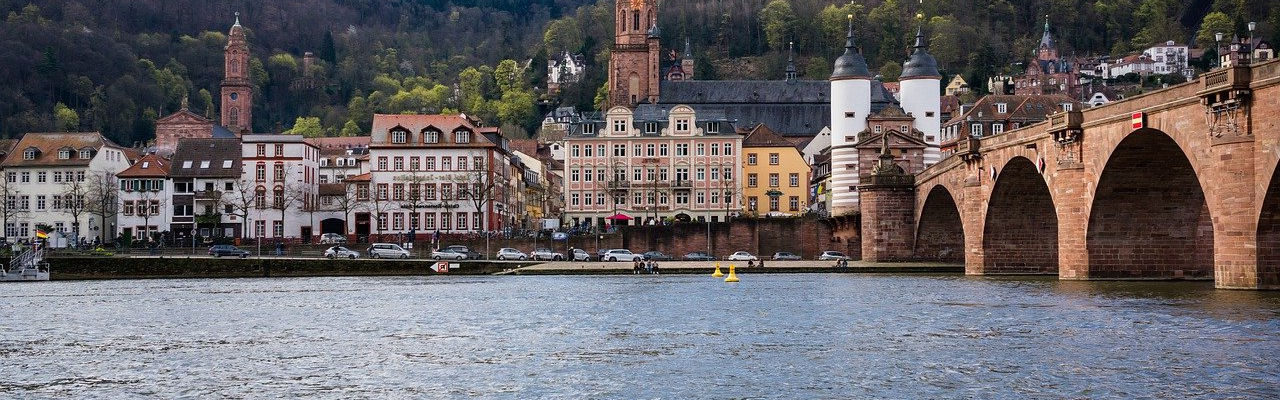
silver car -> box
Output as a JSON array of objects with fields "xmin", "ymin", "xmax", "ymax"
[
  {"xmin": 367, "ymin": 243, "xmax": 410, "ymax": 259},
  {"xmin": 570, "ymin": 248, "xmax": 592, "ymax": 261},
  {"xmin": 496, "ymin": 248, "xmax": 528, "ymax": 260},
  {"xmin": 324, "ymin": 246, "xmax": 360, "ymax": 259},
  {"xmin": 530, "ymin": 248, "xmax": 565, "ymax": 261},
  {"xmin": 819, "ymin": 251, "xmax": 851, "ymax": 261}
]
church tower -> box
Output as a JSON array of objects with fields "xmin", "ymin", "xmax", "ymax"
[
  {"xmin": 899, "ymin": 26, "xmax": 942, "ymax": 166},
  {"xmin": 828, "ymin": 16, "xmax": 872, "ymax": 216},
  {"xmin": 221, "ymin": 12, "xmax": 252, "ymax": 134},
  {"xmin": 608, "ymin": 0, "xmax": 661, "ymax": 108},
  {"xmin": 1037, "ymin": 17, "xmax": 1058, "ymax": 62}
]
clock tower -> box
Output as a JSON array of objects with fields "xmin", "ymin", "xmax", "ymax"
[
  {"xmin": 221, "ymin": 12, "xmax": 253, "ymax": 134},
  {"xmin": 608, "ymin": 0, "xmax": 661, "ymax": 108}
]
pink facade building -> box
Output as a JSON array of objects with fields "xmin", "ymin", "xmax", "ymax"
[{"xmin": 564, "ymin": 105, "xmax": 742, "ymax": 228}]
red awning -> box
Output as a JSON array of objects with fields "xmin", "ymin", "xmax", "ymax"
[{"xmin": 606, "ymin": 213, "xmax": 632, "ymax": 221}]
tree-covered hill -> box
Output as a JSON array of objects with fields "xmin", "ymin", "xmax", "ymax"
[{"xmin": 1, "ymin": 0, "xmax": 1275, "ymax": 146}]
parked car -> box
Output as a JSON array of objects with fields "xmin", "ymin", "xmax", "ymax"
[
  {"xmin": 570, "ymin": 248, "xmax": 592, "ymax": 261},
  {"xmin": 602, "ymin": 249, "xmax": 644, "ymax": 262},
  {"xmin": 683, "ymin": 251, "xmax": 717, "ymax": 261},
  {"xmin": 208, "ymin": 245, "xmax": 250, "ymax": 258},
  {"xmin": 442, "ymin": 245, "xmax": 483, "ymax": 260},
  {"xmin": 727, "ymin": 251, "xmax": 758, "ymax": 261},
  {"xmin": 431, "ymin": 247, "xmax": 468, "ymax": 260},
  {"xmin": 772, "ymin": 252, "xmax": 802, "ymax": 261},
  {"xmin": 531, "ymin": 248, "xmax": 565, "ymax": 261},
  {"xmin": 319, "ymin": 233, "xmax": 346, "ymax": 244},
  {"xmin": 642, "ymin": 251, "xmax": 673, "ymax": 261},
  {"xmin": 819, "ymin": 251, "xmax": 851, "ymax": 261},
  {"xmin": 324, "ymin": 246, "xmax": 360, "ymax": 259},
  {"xmin": 367, "ymin": 243, "xmax": 410, "ymax": 259},
  {"xmin": 496, "ymin": 248, "xmax": 528, "ymax": 260}
]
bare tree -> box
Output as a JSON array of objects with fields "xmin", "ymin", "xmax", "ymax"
[
  {"xmin": 225, "ymin": 177, "xmax": 259, "ymax": 239},
  {"xmin": 454, "ymin": 167, "xmax": 497, "ymax": 257},
  {"xmin": 0, "ymin": 174, "xmax": 26, "ymax": 242},
  {"xmin": 60, "ymin": 174, "xmax": 89, "ymax": 245},
  {"xmin": 365, "ymin": 178, "xmax": 396, "ymax": 243},
  {"xmin": 399, "ymin": 170, "xmax": 432, "ymax": 245},
  {"xmin": 135, "ymin": 189, "xmax": 167, "ymax": 242},
  {"xmin": 269, "ymin": 179, "xmax": 307, "ymax": 240},
  {"xmin": 84, "ymin": 169, "xmax": 119, "ymax": 244},
  {"xmin": 326, "ymin": 181, "xmax": 362, "ymax": 238}
]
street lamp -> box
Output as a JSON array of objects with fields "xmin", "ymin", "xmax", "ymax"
[
  {"xmin": 1215, "ymin": 32, "xmax": 1224, "ymax": 68},
  {"xmin": 1248, "ymin": 22, "xmax": 1257, "ymax": 65}
]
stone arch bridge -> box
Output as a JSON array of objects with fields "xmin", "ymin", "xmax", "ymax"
[{"xmin": 897, "ymin": 60, "xmax": 1280, "ymax": 290}]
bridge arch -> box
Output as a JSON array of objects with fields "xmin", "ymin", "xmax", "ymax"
[
  {"xmin": 982, "ymin": 156, "xmax": 1058, "ymax": 274},
  {"xmin": 1086, "ymin": 128, "xmax": 1213, "ymax": 279},
  {"xmin": 914, "ymin": 184, "xmax": 964, "ymax": 262},
  {"xmin": 1258, "ymin": 160, "xmax": 1280, "ymax": 285}
]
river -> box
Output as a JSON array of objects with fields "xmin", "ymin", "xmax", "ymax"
[{"xmin": 2, "ymin": 274, "xmax": 1278, "ymax": 398}]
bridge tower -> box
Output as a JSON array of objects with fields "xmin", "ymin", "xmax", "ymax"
[
  {"xmin": 899, "ymin": 26, "xmax": 942, "ymax": 166},
  {"xmin": 859, "ymin": 135, "xmax": 916, "ymax": 261},
  {"xmin": 829, "ymin": 16, "xmax": 872, "ymax": 216}
]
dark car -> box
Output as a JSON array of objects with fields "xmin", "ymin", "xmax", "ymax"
[
  {"xmin": 683, "ymin": 251, "xmax": 716, "ymax": 261},
  {"xmin": 208, "ymin": 245, "xmax": 250, "ymax": 258},
  {"xmin": 642, "ymin": 251, "xmax": 673, "ymax": 261}
]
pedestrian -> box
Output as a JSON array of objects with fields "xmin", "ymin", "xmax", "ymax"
[
  {"xmin": 275, "ymin": 241, "xmax": 284, "ymax": 256},
  {"xmin": 747, "ymin": 259, "xmax": 755, "ymax": 268}
]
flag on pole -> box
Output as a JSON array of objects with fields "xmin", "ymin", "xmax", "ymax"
[{"xmin": 35, "ymin": 229, "xmax": 48, "ymax": 239}]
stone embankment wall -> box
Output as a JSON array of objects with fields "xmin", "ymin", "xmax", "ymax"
[{"xmin": 48, "ymin": 257, "xmax": 508, "ymax": 280}]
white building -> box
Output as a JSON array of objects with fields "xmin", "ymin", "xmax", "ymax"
[
  {"xmin": 1143, "ymin": 41, "xmax": 1192, "ymax": 79},
  {"xmin": 1, "ymin": 132, "xmax": 133, "ymax": 244},
  {"xmin": 357, "ymin": 114, "xmax": 516, "ymax": 240},
  {"xmin": 241, "ymin": 134, "xmax": 320, "ymax": 240},
  {"xmin": 116, "ymin": 154, "xmax": 171, "ymax": 240},
  {"xmin": 547, "ymin": 52, "xmax": 586, "ymax": 93}
]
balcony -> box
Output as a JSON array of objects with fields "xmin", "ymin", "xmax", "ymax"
[{"xmin": 194, "ymin": 190, "xmax": 223, "ymax": 201}]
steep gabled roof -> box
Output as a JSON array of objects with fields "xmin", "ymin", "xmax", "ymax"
[
  {"xmin": 742, "ymin": 124, "xmax": 794, "ymax": 148},
  {"xmin": 170, "ymin": 138, "xmax": 242, "ymax": 178},
  {"xmin": 117, "ymin": 154, "xmax": 171, "ymax": 178},
  {"xmin": 1, "ymin": 132, "xmax": 121, "ymax": 167}
]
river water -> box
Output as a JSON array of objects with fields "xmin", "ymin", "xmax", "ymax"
[{"xmin": 2, "ymin": 274, "xmax": 1278, "ymax": 398}]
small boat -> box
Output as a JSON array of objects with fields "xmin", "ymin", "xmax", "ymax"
[{"xmin": 1, "ymin": 248, "xmax": 49, "ymax": 282}]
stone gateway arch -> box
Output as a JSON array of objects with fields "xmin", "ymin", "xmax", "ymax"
[{"xmin": 883, "ymin": 60, "xmax": 1280, "ymax": 289}]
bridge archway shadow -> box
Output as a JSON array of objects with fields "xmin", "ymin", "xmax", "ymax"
[
  {"xmin": 1087, "ymin": 129, "xmax": 1212, "ymax": 279},
  {"xmin": 914, "ymin": 185, "xmax": 964, "ymax": 263},
  {"xmin": 983, "ymin": 157, "xmax": 1057, "ymax": 274},
  {"xmin": 1258, "ymin": 161, "xmax": 1280, "ymax": 286}
]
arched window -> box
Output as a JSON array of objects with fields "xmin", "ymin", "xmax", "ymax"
[{"xmin": 228, "ymin": 107, "xmax": 240, "ymax": 127}]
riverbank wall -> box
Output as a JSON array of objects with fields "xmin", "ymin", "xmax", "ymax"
[{"xmin": 46, "ymin": 257, "xmax": 513, "ymax": 280}]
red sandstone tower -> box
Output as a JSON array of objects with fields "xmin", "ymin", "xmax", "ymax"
[
  {"xmin": 221, "ymin": 12, "xmax": 252, "ymax": 134},
  {"xmin": 608, "ymin": 0, "xmax": 661, "ymax": 108}
]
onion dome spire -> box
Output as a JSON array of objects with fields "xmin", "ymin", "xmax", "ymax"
[{"xmin": 831, "ymin": 15, "xmax": 870, "ymax": 79}]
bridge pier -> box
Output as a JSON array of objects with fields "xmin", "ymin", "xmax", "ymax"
[{"xmin": 1208, "ymin": 137, "xmax": 1261, "ymax": 289}]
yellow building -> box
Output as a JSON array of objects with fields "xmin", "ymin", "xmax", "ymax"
[{"xmin": 741, "ymin": 125, "xmax": 810, "ymax": 216}]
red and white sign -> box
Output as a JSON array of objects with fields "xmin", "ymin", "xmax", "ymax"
[
  {"xmin": 1131, "ymin": 112, "xmax": 1146, "ymax": 130},
  {"xmin": 1036, "ymin": 157, "xmax": 1046, "ymax": 174},
  {"xmin": 432, "ymin": 262, "xmax": 450, "ymax": 273}
]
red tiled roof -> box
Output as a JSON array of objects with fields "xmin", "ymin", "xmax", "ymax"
[
  {"xmin": 346, "ymin": 173, "xmax": 372, "ymax": 182},
  {"xmin": 117, "ymin": 154, "xmax": 171, "ymax": 178},
  {"xmin": 309, "ymin": 136, "xmax": 371, "ymax": 149},
  {"xmin": 372, "ymin": 114, "xmax": 478, "ymax": 137},
  {"xmin": 742, "ymin": 124, "xmax": 793, "ymax": 148},
  {"xmin": 1, "ymin": 132, "xmax": 123, "ymax": 167}
]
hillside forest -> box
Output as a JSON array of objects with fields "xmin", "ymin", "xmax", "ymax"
[{"xmin": 0, "ymin": 0, "xmax": 1276, "ymax": 146}]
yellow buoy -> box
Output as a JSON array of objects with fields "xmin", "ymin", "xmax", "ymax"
[
  {"xmin": 712, "ymin": 262, "xmax": 724, "ymax": 277},
  {"xmin": 724, "ymin": 264, "xmax": 739, "ymax": 282}
]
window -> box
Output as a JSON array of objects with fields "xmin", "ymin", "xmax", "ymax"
[
  {"xmin": 255, "ymin": 221, "xmax": 266, "ymax": 237},
  {"xmin": 36, "ymin": 172, "xmax": 45, "ymax": 183},
  {"xmin": 710, "ymin": 144, "xmax": 719, "ymax": 156},
  {"xmin": 52, "ymin": 172, "xmax": 62, "ymax": 183},
  {"xmin": 723, "ymin": 144, "xmax": 733, "ymax": 156},
  {"xmin": 597, "ymin": 169, "xmax": 606, "ymax": 182},
  {"xmin": 676, "ymin": 192, "xmax": 689, "ymax": 205},
  {"xmin": 789, "ymin": 173, "xmax": 800, "ymax": 187},
  {"xmin": 584, "ymin": 145, "xmax": 593, "ymax": 157},
  {"xmin": 256, "ymin": 144, "xmax": 266, "ymax": 157},
  {"xmin": 570, "ymin": 193, "xmax": 580, "ymax": 206},
  {"xmin": 696, "ymin": 168, "xmax": 705, "ymax": 180},
  {"xmin": 392, "ymin": 184, "xmax": 404, "ymax": 201},
  {"xmin": 442, "ymin": 158, "xmax": 452, "ymax": 171},
  {"xmin": 274, "ymin": 144, "xmax": 284, "ymax": 156},
  {"xmin": 676, "ymin": 119, "xmax": 689, "ymax": 131},
  {"xmin": 675, "ymin": 143, "xmax": 688, "ymax": 156},
  {"xmin": 58, "ymin": 149, "xmax": 70, "ymax": 159},
  {"xmin": 570, "ymin": 169, "xmax": 579, "ymax": 182},
  {"xmin": 424, "ymin": 213, "xmax": 436, "ymax": 230},
  {"xmin": 393, "ymin": 157, "xmax": 404, "ymax": 171},
  {"xmin": 391, "ymin": 130, "xmax": 408, "ymax": 144},
  {"xmin": 440, "ymin": 212, "xmax": 451, "ymax": 230},
  {"xmin": 473, "ymin": 213, "xmax": 481, "ymax": 230},
  {"xmin": 123, "ymin": 201, "xmax": 135, "ymax": 215},
  {"xmin": 223, "ymin": 160, "xmax": 233, "ymax": 169},
  {"xmin": 357, "ymin": 185, "xmax": 369, "ymax": 201},
  {"xmin": 596, "ymin": 193, "xmax": 606, "ymax": 205},
  {"xmin": 255, "ymin": 164, "xmax": 266, "ymax": 181},
  {"xmin": 747, "ymin": 154, "xmax": 757, "ymax": 165},
  {"xmin": 274, "ymin": 163, "xmax": 285, "ymax": 181},
  {"xmin": 676, "ymin": 168, "xmax": 689, "ymax": 182},
  {"xmin": 35, "ymin": 196, "xmax": 44, "ymax": 211},
  {"xmin": 424, "ymin": 130, "xmax": 440, "ymax": 143},
  {"xmin": 76, "ymin": 171, "xmax": 84, "ymax": 182},
  {"xmin": 874, "ymin": 125, "xmax": 883, "ymax": 134},
  {"xmin": 393, "ymin": 213, "xmax": 404, "ymax": 231},
  {"xmin": 474, "ymin": 156, "xmax": 483, "ymax": 171},
  {"xmin": 377, "ymin": 214, "xmax": 389, "ymax": 231},
  {"xmin": 644, "ymin": 122, "xmax": 659, "ymax": 134},
  {"xmin": 971, "ymin": 124, "xmax": 983, "ymax": 136},
  {"xmin": 706, "ymin": 122, "xmax": 721, "ymax": 133},
  {"xmin": 901, "ymin": 124, "xmax": 910, "ymax": 134},
  {"xmin": 696, "ymin": 191, "xmax": 705, "ymax": 204},
  {"xmin": 440, "ymin": 184, "xmax": 452, "ymax": 200},
  {"xmin": 769, "ymin": 197, "xmax": 779, "ymax": 212},
  {"xmin": 769, "ymin": 153, "xmax": 779, "ymax": 165},
  {"xmin": 377, "ymin": 157, "xmax": 388, "ymax": 171},
  {"xmin": 50, "ymin": 195, "xmax": 60, "ymax": 210},
  {"xmin": 457, "ymin": 213, "xmax": 468, "ymax": 231},
  {"xmin": 1062, "ymin": 103, "xmax": 1074, "ymax": 112},
  {"xmin": 454, "ymin": 130, "xmax": 471, "ymax": 143},
  {"xmin": 376, "ymin": 183, "xmax": 389, "ymax": 200},
  {"xmin": 425, "ymin": 184, "xmax": 437, "ymax": 200},
  {"xmin": 79, "ymin": 149, "xmax": 92, "ymax": 159},
  {"xmin": 659, "ymin": 144, "xmax": 668, "ymax": 156},
  {"xmin": 583, "ymin": 123, "xmax": 597, "ymax": 135},
  {"xmin": 22, "ymin": 149, "xmax": 35, "ymax": 160},
  {"xmin": 612, "ymin": 144, "xmax": 626, "ymax": 157},
  {"xmin": 769, "ymin": 173, "xmax": 779, "ymax": 187},
  {"xmin": 748, "ymin": 196, "xmax": 758, "ymax": 211},
  {"xmin": 996, "ymin": 103, "xmax": 1008, "ymax": 114},
  {"xmin": 696, "ymin": 143, "xmax": 705, "ymax": 156},
  {"xmin": 613, "ymin": 120, "xmax": 627, "ymax": 133},
  {"xmin": 458, "ymin": 157, "xmax": 468, "ymax": 171},
  {"xmin": 646, "ymin": 144, "xmax": 655, "ymax": 157},
  {"xmin": 710, "ymin": 168, "xmax": 719, "ymax": 180},
  {"xmin": 409, "ymin": 157, "xmax": 420, "ymax": 171},
  {"xmin": 20, "ymin": 172, "xmax": 28, "ymax": 183},
  {"xmin": 409, "ymin": 213, "xmax": 419, "ymax": 230},
  {"xmin": 748, "ymin": 173, "xmax": 757, "ymax": 188},
  {"xmin": 992, "ymin": 124, "xmax": 1004, "ymax": 135},
  {"xmin": 723, "ymin": 168, "xmax": 732, "ymax": 180}
]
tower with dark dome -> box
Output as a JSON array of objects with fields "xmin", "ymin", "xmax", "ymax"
[
  {"xmin": 899, "ymin": 26, "xmax": 942, "ymax": 166},
  {"xmin": 828, "ymin": 16, "xmax": 872, "ymax": 216}
]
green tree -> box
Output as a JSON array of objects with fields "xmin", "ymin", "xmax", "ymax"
[
  {"xmin": 496, "ymin": 90, "xmax": 536, "ymax": 128},
  {"xmin": 285, "ymin": 117, "xmax": 323, "ymax": 137},
  {"xmin": 758, "ymin": 0, "xmax": 797, "ymax": 51},
  {"xmin": 544, "ymin": 17, "xmax": 583, "ymax": 55},
  {"xmin": 494, "ymin": 59, "xmax": 524, "ymax": 94},
  {"xmin": 593, "ymin": 82, "xmax": 609, "ymax": 111},
  {"xmin": 53, "ymin": 103, "xmax": 79, "ymax": 131},
  {"xmin": 818, "ymin": 3, "xmax": 864, "ymax": 47},
  {"xmin": 1198, "ymin": 12, "xmax": 1236, "ymax": 46},
  {"xmin": 340, "ymin": 120, "xmax": 362, "ymax": 137},
  {"xmin": 196, "ymin": 89, "xmax": 215, "ymax": 119},
  {"xmin": 879, "ymin": 61, "xmax": 902, "ymax": 82}
]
